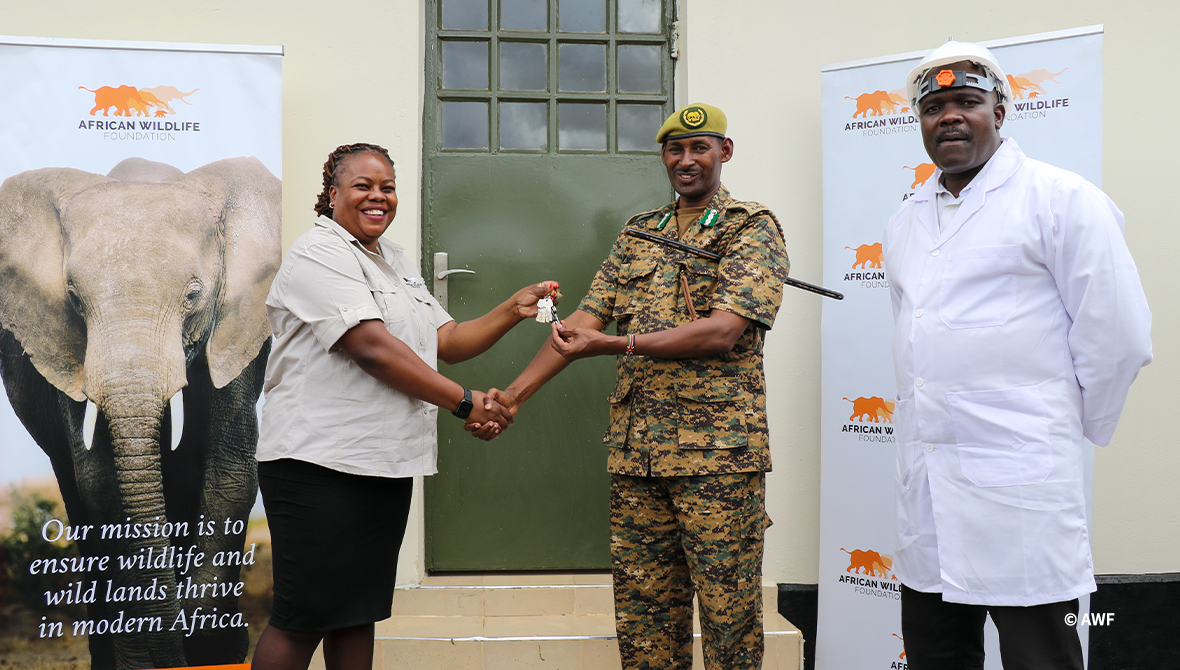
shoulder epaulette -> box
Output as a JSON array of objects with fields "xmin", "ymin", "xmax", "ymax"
[
  {"xmin": 722, "ymin": 200, "xmax": 784, "ymax": 240},
  {"xmin": 724, "ymin": 200, "xmax": 773, "ymax": 217},
  {"xmin": 624, "ymin": 205, "xmax": 670, "ymax": 229}
]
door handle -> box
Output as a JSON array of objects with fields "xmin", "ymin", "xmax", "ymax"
[{"xmin": 433, "ymin": 252, "xmax": 475, "ymax": 311}]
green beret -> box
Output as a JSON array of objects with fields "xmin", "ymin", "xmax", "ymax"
[{"xmin": 656, "ymin": 103, "xmax": 727, "ymax": 143}]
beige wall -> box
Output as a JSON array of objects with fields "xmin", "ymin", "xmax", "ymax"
[{"xmin": 6, "ymin": 0, "xmax": 1175, "ymax": 586}]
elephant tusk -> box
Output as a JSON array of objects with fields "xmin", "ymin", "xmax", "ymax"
[
  {"xmin": 169, "ymin": 391, "xmax": 184, "ymax": 450},
  {"xmin": 83, "ymin": 400, "xmax": 98, "ymax": 450}
]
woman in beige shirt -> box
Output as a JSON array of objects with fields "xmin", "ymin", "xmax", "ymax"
[{"xmin": 252, "ymin": 143, "xmax": 556, "ymax": 670}]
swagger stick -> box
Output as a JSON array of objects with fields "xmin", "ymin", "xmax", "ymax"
[{"xmin": 624, "ymin": 228, "xmax": 844, "ymax": 300}]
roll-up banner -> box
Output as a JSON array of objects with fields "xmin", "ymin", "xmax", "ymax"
[
  {"xmin": 817, "ymin": 27, "xmax": 1103, "ymax": 669},
  {"xmin": 0, "ymin": 36, "xmax": 281, "ymax": 668}
]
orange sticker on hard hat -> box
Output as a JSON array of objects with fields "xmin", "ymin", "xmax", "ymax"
[{"xmin": 936, "ymin": 70, "xmax": 957, "ymax": 87}]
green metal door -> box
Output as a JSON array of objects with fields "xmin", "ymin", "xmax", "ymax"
[{"xmin": 423, "ymin": 0, "xmax": 674, "ymax": 570}]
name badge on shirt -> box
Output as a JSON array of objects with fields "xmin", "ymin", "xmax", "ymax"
[{"xmin": 403, "ymin": 276, "xmax": 426, "ymax": 289}]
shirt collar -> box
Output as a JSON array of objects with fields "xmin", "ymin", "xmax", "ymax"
[
  {"xmin": 315, "ymin": 214, "xmax": 404, "ymax": 259},
  {"xmin": 933, "ymin": 139, "xmax": 1010, "ymax": 201},
  {"xmin": 665, "ymin": 183, "xmax": 733, "ymax": 214}
]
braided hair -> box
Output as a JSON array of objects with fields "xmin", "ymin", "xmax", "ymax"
[{"xmin": 314, "ymin": 143, "xmax": 395, "ymax": 218}]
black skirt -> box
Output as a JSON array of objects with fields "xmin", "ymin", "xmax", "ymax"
[{"xmin": 258, "ymin": 458, "xmax": 413, "ymax": 634}]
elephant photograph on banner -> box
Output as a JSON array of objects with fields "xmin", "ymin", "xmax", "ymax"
[{"xmin": 0, "ymin": 156, "xmax": 281, "ymax": 669}]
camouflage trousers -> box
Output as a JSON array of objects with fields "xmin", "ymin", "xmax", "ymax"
[{"xmin": 611, "ymin": 472, "xmax": 770, "ymax": 670}]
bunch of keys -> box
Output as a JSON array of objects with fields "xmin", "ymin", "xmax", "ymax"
[{"xmin": 535, "ymin": 282, "xmax": 562, "ymax": 323}]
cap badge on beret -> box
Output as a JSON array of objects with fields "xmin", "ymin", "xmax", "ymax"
[
  {"xmin": 935, "ymin": 69, "xmax": 956, "ymax": 87},
  {"xmin": 656, "ymin": 102, "xmax": 727, "ymax": 143},
  {"xmin": 680, "ymin": 106, "xmax": 707, "ymax": 129}
]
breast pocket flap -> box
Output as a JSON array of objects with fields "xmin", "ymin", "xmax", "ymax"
[
  {"xmin": 614, "ymin": 259, "xmax": 658, "ymax": 317},
  {"xmin": 620, "ymin": 258, "xmax": 657, "ymax": 282},
  {"xmin": 370, "ymin": 286, "xmax": 407, "ymax": 324}
]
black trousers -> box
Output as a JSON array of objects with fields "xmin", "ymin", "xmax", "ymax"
[{"xmin": 900, "ymin": 584, "xmax": 1085, "ymax": 670}]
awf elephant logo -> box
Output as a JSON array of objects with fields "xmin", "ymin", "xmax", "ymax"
[
  {"xmin": 903, "ymin": 163, "xmax": 936, "ymax": 190},
  {"xmin": 836, "ymin": 547, "xmax": 901, "ymax": 600},
  {"xmin": 845, "ymin": 243, "xmax": 883, "ymax": 269},
  {"xmin": 842, "ymin": 243, "xmax": 888, "ymax": 289},
  {"xmin": 79, "ymin": 84, "xmax": 199, "ymax": 117},
  {"xmin": 845, "ymin": 396, "xmax": 894, "ymax": 423},
  {"xmin": 842, "ymin": 87, "xmax": 919, "ymax": 136},
  {"xmin": 841, "ymin": 547, "xmax": 895, "ymax": 578},
  {"xmin": 1007, "ymin": 68, "xmax": 1067, "ymax": 100},
  {"xmin": 845, "ymin": 88, "xmax": 910, "ymax": 117},
  {"xmin": 841, "ymin": 396, "xmax": 895, "ymax": 441},
  {"xmin": 1006, "ymin": 67, "xmax": 1072, "ymax": 121}
]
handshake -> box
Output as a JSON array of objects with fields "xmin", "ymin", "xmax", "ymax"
[{"xmin": 459, "ymin": 388, "xmax": 519, "ymax": 441}]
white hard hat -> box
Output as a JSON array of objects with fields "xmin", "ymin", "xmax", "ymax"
[{"xmin": 906, "ymin": 41, "xmax": 1012, "ymax": 116}]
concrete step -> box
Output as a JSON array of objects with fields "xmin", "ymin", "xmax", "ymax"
[{"xmin": 309, "ymin": 574, "xmax": 803, "ymax": 670}]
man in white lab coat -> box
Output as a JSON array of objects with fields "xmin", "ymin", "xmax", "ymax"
[{"xmin": 882, "ymin": 41, "xmax": 1152, "ymax": 669}]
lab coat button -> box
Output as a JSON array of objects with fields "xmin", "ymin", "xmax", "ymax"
[
  {"xmin": 915, "ymin": 309, "xmax": 924, "ymax": 318},
  {"xmin": 925, "ymin": 444, "xmax": 934, "ymax": 453},
  {"xmin": 931, "ymin": 249, "xmax": 941, "ymax": 257},
  {"xmin": 915, "ymin": 378, "xmax": 925, "ymax": 387}
]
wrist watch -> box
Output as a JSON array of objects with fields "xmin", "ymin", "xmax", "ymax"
[{"xmin": 452, "ymin": 387, "xmax": 473, "ymax": 419}]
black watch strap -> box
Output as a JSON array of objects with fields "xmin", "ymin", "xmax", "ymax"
[{"xmin": 452, "ymin": 387, "xmax": 473, "ymax": 419}]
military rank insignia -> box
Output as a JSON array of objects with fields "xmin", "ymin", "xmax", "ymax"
[{"xmin": 680, "ymin": 106, "xmax": 707, "ymax": 129}]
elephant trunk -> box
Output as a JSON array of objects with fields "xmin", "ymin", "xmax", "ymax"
[{"xmin": 99, "ymin": 384, "xmax": 188, "ymax": 668}]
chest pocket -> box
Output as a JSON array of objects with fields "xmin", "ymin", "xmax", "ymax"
[
  {"xmin": 407, "ymin": 286, "xmax": 442, "ymax": 330},
  {"xmin": 938, "ymin": 245, "xmax": 1021, "ymax": 328},
  {"xmin": 370, "ymin": 284, "xmax": 407, "ymax": 325},
  {"xmin": 675, "ymin": 377, "xmax": 751, "ymax": 449},
  {"xmin": 613, "ymin": 258, "xmax": 658, "ymax": 319},
  {"xmin": 370, "ymin": 284, "xmax": 422, "ymax": 349}
]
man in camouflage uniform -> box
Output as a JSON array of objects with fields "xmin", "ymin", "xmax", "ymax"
[{"xmin": 476, "ymin": 103, "xmax": 790, "ymax": 669}]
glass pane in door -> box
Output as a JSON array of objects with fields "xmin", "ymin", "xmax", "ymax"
[
  {"xmin": 558, "ymin": 0, "xmax": 606, "ymax": 32},
  {"xmin": 618, "ymin": 0, "xmax": 660, "ymax": 32},
  {"xmin": 617, "ymin": 104, "xmax": 662, "ymax": 151},
  {"xmin": 501, "ymin": 0, "xmax": 547, "ymax": 30},
  {"xmin": 442, "ymin": 0, "xmax": 488, "ymax": 30},
  {"xmin": 500, "ymin": 42, "xmax": 548, "ymax": 91},
  {"xmin": 443, "ymin": 40, "xmax": 490, "ymax": 90},
  {"xmin": 559, "ymin": 103, "xmax": 606, "ymax": 150},
  {"xmin": 442, "ymin": 101, "xmax": 489, "ymax": 148},
  {"xmin": 558, "ymin": 43, "xmax": 606, "ymax": 92},
  {"xmin": 617, "ymin": 44, "xmax": 661, "ymax": 93},
  {"xmin": 501, "ymin": 102, "xmax": 548, "ymax": 150}
]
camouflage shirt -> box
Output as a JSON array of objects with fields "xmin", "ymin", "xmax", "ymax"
[{"xmin": 578, "ymin": 185, "xmax": 790, "ymax": 477}]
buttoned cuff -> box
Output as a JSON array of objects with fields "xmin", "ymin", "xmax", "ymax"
[{"xmin": 312, "ymin": 303, "xmax": 384, "ymax": 353}]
